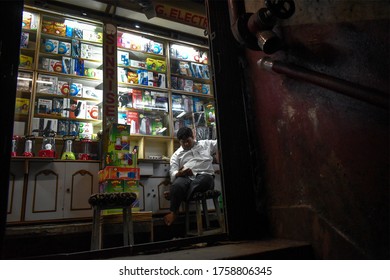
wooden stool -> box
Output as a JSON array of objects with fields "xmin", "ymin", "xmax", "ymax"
[
  {"xmin": 185, "ymin": 189, "xmax": 225, "ymax": 236},
  {"xmin": 88, "ymin": 192, "xmax": 137, "ymax": 250}
]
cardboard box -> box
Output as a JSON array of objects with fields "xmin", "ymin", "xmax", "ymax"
[
  {"xmin": 107, "ymin": 123, "xmax": 131, "ymax": 152},
  {"xmin": 19, "ymin": 55, "xmax": 33, "ymax": 68},
  {"xmin": 105, "ymin": 151, "xmax": 137, "ymax": 167},
  {"xmin": 100, "ymin": 166, "xmax": 140, "ymax": 181},
  {"xmin": 37, "ymin": 98, "xmax": 52, "ymax": 114},
  {"xmin": 36, "ymin": 75, "xmax": 58, "ymax": 94},
  {"xmin": 83, "ymin": 86, "xmax": 102, "ymax": 101},
  {"xmin": 86, "ymin": 105, "xmax": 99, "ymax": 120},
  {"xmin": 32, "ymin": 118, "xmax": 58, "ymax": 136},
  {"xmin": 20, "ymin": 32, "xmax": 29, "ymax": 48},
  {"xmin": 49, "ymin": 59, "xmax": 62, "ymax": 72},
  {"xmin": 15, "ymin": 98, "xmax": 29, "ymax": 115},
  {"xmin": 58, "ymin": 41, "xmax": 71, "ymax": 56},
  {"xmin": 43, "ymin": 39, "xmax": 59, "ymax": 54},
  {"xmin": 80, "ymin": 43, "xmax": 102, "ymax": 60}
]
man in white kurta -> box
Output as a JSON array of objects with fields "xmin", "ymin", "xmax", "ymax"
[{"xmin": 164, "ymin": 126, "xmax": 218, "ymax": 226}]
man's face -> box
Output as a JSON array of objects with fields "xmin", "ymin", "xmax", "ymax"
[{"xmin": 180, "ymin": 137, "xmax": 194, "ymax": 150}]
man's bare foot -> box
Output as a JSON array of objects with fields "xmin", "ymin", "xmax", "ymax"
[{"xmin": 164, "ymin": 212, "xmax": 177, "ymax": 226}]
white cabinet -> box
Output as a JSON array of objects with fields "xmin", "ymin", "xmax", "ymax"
[
  {"xmin": 7, "ymin": 162, "xmax": 26, "ymax": 222},
  {"xmin": 62, "ymin": 162, "xmax": 99, "ymax": 219},
  {"xmin": 24, "ymin": 161, "xmax": 99, "ymax": 221}
]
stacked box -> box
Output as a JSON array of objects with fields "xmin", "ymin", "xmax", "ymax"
[{"xmin": 100, "ymin": 123, "xmax": 140, "ymax": 214}]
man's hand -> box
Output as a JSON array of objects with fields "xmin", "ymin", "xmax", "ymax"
[{"xmin": 176, "ymin": 166, "xmax": 194, "ymax": 177}]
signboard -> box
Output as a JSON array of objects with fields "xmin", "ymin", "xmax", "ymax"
[
  {"xmin": 103, "ymin": 23, "xmax": 118, "ymax": 128},
  {"xmin": 155, "ymin": 3, "xmax": 208, "ymax": 29}
]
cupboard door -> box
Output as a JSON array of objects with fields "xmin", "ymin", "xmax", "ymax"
[
  {"xmin": 62, "ymin": 162, "xmax": 99, "ymax": 219},
  {"xmin": 25, "ymin": 161, "xmax": 65, "ymax": 221},
  {"xmin": 7, "ymin": 162, "xmax": 25, "ymax": 222}
]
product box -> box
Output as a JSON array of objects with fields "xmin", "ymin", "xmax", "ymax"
[
  {"xmin": 100, "ymin": 166, "xmax": 140, "ymax": 181},
  {"xmin": 83, "ymin": 86, "xmax": 102, "ymax": 101},
  {"xmin": 32, "ymin": 118, "xmax": 58, "ymax": 136},
  {"xmin": 69, "ymin": 83, "xmax": 83, "ymax": 97},
  {"xmin": 99, "ymin": 179, "xmax": 123, "ymax": 193},
  {"xmin": 73, "ymin": 28, "xmax": 83, "ymax": 39},
  {"xmin": 37, "ymin": 98, "xmax": 52, "ymax": 114},
  {"xmin": 51, "ymin": 98, "xmax": 63, "ymax": 116},
  {"xmin": 84, "ymin": 68, "xmax": 102, "ymax": 79},
  {"xmin": 41, "ymin": 20, "xmax": 55, "ymax": 34},
  {"xmin": 69, "ymin": 100, "xmax": 86, "ymax": 119},
  {"xmin": 129, "ymin": 60, "xmax": 146, "ymax": 69},
  {"xmin": 78, "ymin": 122, "xmax": 93, "ymax": 138},
  {"xmin": 152, "ymin": 91, "xmax": 169, "ymax": 112},
  {"xmin": 105, "ymin": 151, "xmax": 138, "ymax": 167},
  {"xmin": 184, "ymin": 79, "xmax": 194, "ymax": 92},
  {"xmin": 131, "ymin": 89, "xmax": 143, "ymax": 109},
  {"xmin": 20, "ymin": 32, "xmax": 29, "ymax": 48},
  {"xmin": 202, "ymin": 84, "xmax": 210, "ymax": 95},
  {"xmin": 61, "ymin": 98, "xmax": 70, "ymax": 118},
  {"xmin": 126, "ymin": 111, "xmax": 139, "ymax": 134},
  {"xmin": 16, "ymin": 72, "xmax": 31, "ymax": 91},
  {"xmin": 44, "ymin": 39, "xmax": 59, "ymax": 54},
  {"xmin": 86, "ymin": 105, "xmax": 99, "ymax": 120},
  {"xmin": 15, "ymin": 98, "xmax": 29, "ymax": 115},
  {"xmin": 118, "ymin": 88, "xmax": 133, "ymax": 108},
  {"xmin": 58, "ymin": 41, "xmax": 71, "ymax": 56},
  {"xmin": 71, "ymin": 58, "xmax": 84, "ymax": 76},
  {"xmin": 56, "ymin": 81, "xmax": 69, "ymax": 96},
  {"xmin": 71, "ymin": 39, "xmax": 80, "ymax": 57},
  {"xmin": 137, "ymin": 69, "xmax": 148, "ymax": 85},
  {"xmin": 82, "ymin": 30, "xmax": 103, "ymax": 43},
  {"xmin": 62, "ymin": 57, "xmax": 72, "ymax": 74},
  {"xmin": 147, "ymin": 72, "xmax": 166, "ymax": 88},
  {"xmin": 123, "ymin": 180, "xmax": 141, "ymax": 212},
  {"xmin": 53, "ymin": 22, "xmax": 66, "ymax": 36},
  {"xmin": 22, "ymin": 11, "xmax": 33, "ymax": 29},
  {"xmin": 146, "ymin": 58, "xmax": 166, "ymax": 72},
  {"xmin": 57, "ymin": 120, "xmax": 69, "ymax": 136},
  {"xmin": 139, "ymin": 115, "xmax": 151, "ymax": 135},
  {"xmin": 19, "ymin": 55, "xmax": 33, "ymax": 68},
  {"xmin": 36, "ymin": 74, "xmax": 58, "ymax": 94},
  {"xmin": 193, "ymin": 82, "xmax": 202, "ymax": 93},
  {"xmin": 106, "ymin": 123, "xmax": 131, "ymax": 152},
  {"xmin": 68, "ymin": 120, "xmax": 80, "ymax": 136},
  {"xmin": 151, "ymin": 116, "xmax": 164, "ymax": 136},
  {"xmin": 118, "ymin": 51, "xmax": 129, "ymax": 66},
  {"xmin": 80, "ymin": 43, "xmax": 102, "ymax": 60},
  {"xmin": 49, "ymin": 59, "xmax": 62, "ymax": 72}
]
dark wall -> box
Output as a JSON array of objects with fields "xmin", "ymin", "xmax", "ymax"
[
  {"xmin": 243, "ymin": 1, "xmax": 389, "ymax": 259},
  {"xmin": 207, "ymin": 0, "xmax": 388, "ymax": 259},
  {"xmin": 0, "ymin": 0, "xmax": 24, "ymax": 258},
  {"xmin": 206, "ymin": 0, "xmax": 265, "ymax": 240}
]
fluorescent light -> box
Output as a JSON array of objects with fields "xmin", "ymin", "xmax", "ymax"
[
  {"xmin": 17, "ymin": 77, "xmax": 32, "ymax": 81},
  {"xmin": 176, "ymin": 111, "xmax": 186, "ymax": 118}
]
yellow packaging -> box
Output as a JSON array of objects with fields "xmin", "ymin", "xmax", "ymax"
[{"xmin": 19, "ymin": 55, "xmax": 33, "ymax": 68}]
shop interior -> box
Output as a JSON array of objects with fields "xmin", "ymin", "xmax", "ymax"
[{"xmin": 4, "ymin": 0, "xmax": 230, "ymax": 259}]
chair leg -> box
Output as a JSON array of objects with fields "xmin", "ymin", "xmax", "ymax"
[
  {"xmin": 123, "ymin": 207, "xmax": 134, "ymax": 246},
  {"xmin": 195, "ymin": 200, "xmax": 203, "ymax": 235},
  {"xmin": 202, "ymin": 198, "xmax": 210, "ymax": 229},
  {"xmin": 213, "ymin": 197, "xmax": 225, "ymax": 233},
  {"xmin": 91, "ymin": 206, "xmax": 102, "ymax": 250},
  {"xmin": 185, "ymin": 202, "xmax": 190, "ymax": 235}
]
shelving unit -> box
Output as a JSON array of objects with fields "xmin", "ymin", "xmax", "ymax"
[
  {"xmin": 115, "ymin": 28, "xmax": 216, "ymax": 160},
  {"xmin": 32, "ymin": 12, "xmax": 104, "ymax": 140}
]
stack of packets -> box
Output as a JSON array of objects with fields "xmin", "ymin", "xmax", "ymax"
[{"xmin": 99, "ymin": 123, "xmax": 140, "ymax": 214}]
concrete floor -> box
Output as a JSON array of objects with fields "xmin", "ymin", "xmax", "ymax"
[{"xmin": 110, "ymin": 239, "xmax": 314, "ymax": 260}]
